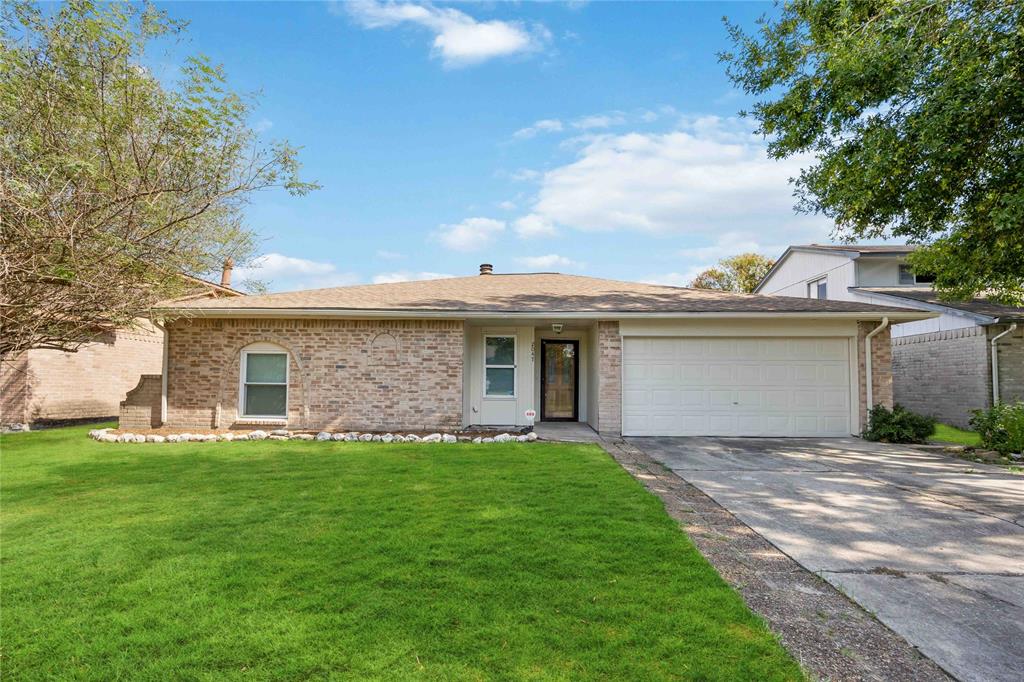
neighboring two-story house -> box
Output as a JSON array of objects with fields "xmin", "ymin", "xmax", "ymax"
[{"xmin": 756, "ymin": 244, "xmax": 1024, "ymax": 427}]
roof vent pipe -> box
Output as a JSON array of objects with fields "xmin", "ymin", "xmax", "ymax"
[
  {"xmin": 991, "ymin": 323, "xmax": 1018, "ymax": 405},
  {"xmin": 865, "ymin": 317, "xmax": 889, "ymax": 414},
  {"xmin": 221, "ymin": 257, "xmax": 234, "ymax": 287},
  {"xmin": 479, "ymin": 263, "xmax": 493, "ymax": 275}
]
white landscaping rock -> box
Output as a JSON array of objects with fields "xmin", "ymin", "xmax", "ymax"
[
  {"xmin": 516, "ymin": 435, "xmax": 529, "ymax": 442},
  {"xmin": 493, "ymin": 433, "xmax": 513, "ymax": 443},
  {"xmin": 405, "ymin": 434, "xmax": 421, "ymax": 442},
  {"xmin": 359, "ymin": 433, "xmax": 373, "ymax": 442},
  {"xmin": 165, "ymin": 434, "xmax": 180, "ymax": 443},
  {"xmin": 381, "ymin": 434, "xmax": 394, "ymax": 443},
  {"xmin": 220, "ymin": 433, "xmax": 234, "ymax": 442},
  {"xmin": 291, "ymin": 433, "xmax": 314, "ymax": 441},
  {"xmin": 422, "ymin": 433, "xmax": 442, "ymax": 443},
  {"xmin": 268, "ymin": 435, "xmax": 288, "ymax": 441},
  {"xmin": 344, "ymin": 433, "xmax": 358, "ymax": 441},
  {"xmin": 270, "ymin": 429, "xmax": 289, "ymax": 436},
  {"xmin": 442, "ymin": 434, "xmax": 457, "ymax": 443},
  {"xmin": 482, "ymin": 437, "xmax": 495, "ymax": 443},
  {"xmin": 248, "ymin": 430, "xmax": 267, "ymax": 441},
  {"xmin": 472, "ymin": 437, "xmax": 483, "ymax": 444},
  {"xmin": 316, "ymin": 432, "xmax": 332, "ymax": 441},
  {"xmin": 526, "ymin": 432, "xmax": 538, "ymax": 441},
  {"xmin": 234, "ymin": 433, "xmax": 249, "ymax": 441},
  {"xmin": 100, "ymin": 434, "xmax": 118, "ymax": 443},
  {"xmin": 393, "ymin": 435, "xmax": 406, "ymax": 443},
  {"xmin": 331, "ymin": 433, "xmax": 346, "ymax": 441}
]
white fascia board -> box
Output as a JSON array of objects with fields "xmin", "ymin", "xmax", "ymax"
[{"xmin": 847, "ymin": 288, "xmax": 994, "ymax": 324}]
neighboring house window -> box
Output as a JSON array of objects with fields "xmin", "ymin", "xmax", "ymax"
[
  {"xmin": 807, "ymin": 277, "xmax": 827, "ymax": 299},
  {"xmin": 899, "ymin": 263, "xmax": 935, "ymax": 285},
  {"xmin": 240, "ymin": 346, "xmax": 288, "ymax": 418},
  {"xmin": 484, "ymin": 335, "xmax": 516, "ymax": 397}
]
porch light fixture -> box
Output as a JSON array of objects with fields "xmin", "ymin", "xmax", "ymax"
[{"xmin": 551, "ymin": 323, "xmax": 563, "ymax": 334}]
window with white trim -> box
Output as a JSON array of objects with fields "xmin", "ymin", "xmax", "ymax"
[
  {"xmin": 899, "ymin": 263, "xmax": 935, "ymax": 285},
  {"xmin": 240, "ymin": 346, "xmax": 288, "ymax": 418},
  {"xmin": 484, "ymin": 335, "xmax": 516, "ymax": 397},
  {"xmin": 807, "ymin": 277, "xmax": 827, "ymax": 299}
]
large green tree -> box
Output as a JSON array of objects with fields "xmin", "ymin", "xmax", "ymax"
[
  {"xmin": 722, "ymin": 0, "xmax": 1024, "ymax": 304},
  {"xmin": 689, "ymin": 253, "xmax": 776, "ymax": 293},
  {"xmin": 0, "ymin": 1, "xmax": 316, "ymax": 356}
]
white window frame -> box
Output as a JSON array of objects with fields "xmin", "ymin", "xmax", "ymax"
[
  {"xmin": 239, "ymin": 345, "xmax": 289, "ymax": 419},
  {"xmin": 483, "ymin": 334, "xmax": 517, "ymax": 399},
  {"xmin": 807, "ymin": 276, "xmax": 827, "ymax": 299}
]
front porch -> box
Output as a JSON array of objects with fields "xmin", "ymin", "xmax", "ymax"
[{"xmin": 462, "ymin": 319, "xmax": 620, "ymax": 434}]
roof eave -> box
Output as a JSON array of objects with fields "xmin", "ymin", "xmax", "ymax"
[{"xmin": 849, "ymin": 287, "xmax": 996, "ymax": 324}]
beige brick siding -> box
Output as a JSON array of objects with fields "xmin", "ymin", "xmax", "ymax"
[
  {"xmin": 857, "ymin": 322, "xmax": 893, "ymax": 429},
  {"xmin": 152, "ymin": 318, "xmax": 463, "ymax": 431},
  {"xmin": 990, "ymin": 324, "xmax": 1024, "ymax": 405},
  {"xmin": 119, "ymin": 375, "xmax": 163, "ymax": 430},
  {"xmin": 596, "ymin": 321, "xmax": 622, "ymax": 436},
  {"xmin": 1, "ymin": 326, "xmax": 163, "ymax": 426},
  {"xmin": 892, "ymin": 327, "xmax": 990, "ymax": 428}
]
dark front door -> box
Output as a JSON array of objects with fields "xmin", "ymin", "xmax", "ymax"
[{"xmin": 541, "ymin": 340, "xmax": 578, "ymax": 421}]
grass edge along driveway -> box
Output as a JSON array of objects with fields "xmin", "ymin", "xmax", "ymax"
[{"xmin": 2, "ymin": 425, "xmax": 802, "ymax": 681}]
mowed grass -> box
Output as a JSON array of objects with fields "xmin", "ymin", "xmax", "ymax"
[
  {"xmin": 930, "ymin": 423, "xmax": 983, "ymax": 447},
  {"xmin": 2, "ymin": 425, "xmax": 801, "ymax": 681}
]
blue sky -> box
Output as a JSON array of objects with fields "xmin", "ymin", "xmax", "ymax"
[{"xmin": 154, "ymin": 1, "xmax": 834, "ymax": 292}]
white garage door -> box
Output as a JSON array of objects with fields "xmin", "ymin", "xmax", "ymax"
[{"xmin": 622, "ymin": 337, "xmax": 853, "ymax": 437}]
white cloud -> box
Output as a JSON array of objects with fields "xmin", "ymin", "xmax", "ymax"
[
  {"xmin": 233, "ymin": 253, "xmax": 359, "ymax": 292},
  {"xmin": 513, "ymin": 118, "xmax": 563, "ymax": 140},
  {"xmin": 253, "ymin": 117, "xmax": 274, "ymax": 133},
  {"xmin": 434, "ymin": 216, "xmax": 506, "ymax": 252},
  {"xmin": 510, "ymin": 168, "xmax": 541, "ymax": 182},
  {"xmin": 519, "ymin": 116, "xmax": 827, "ymax": 237},
  {"xmin": 497, "ymin": 200, "xmax": 517, "ymax": 211},
  {"xmin": 372, "ymin": 270, "xmax": 453, "ymax": 284},
  {"xmin": 514, "ymin": 254, "xmax": 582, "ymax": 270},
  {"xmin": 343, "ymin": 1, "xmax": 551, "ymax": 68},
  {"xmin": 572, "ymin": 112, "xmax": 626, "ymax": 130},
  {"xmin": 514, "ymin": 214, "xmax": 558, "ymax": 238},
  {"xmin": 376, "ymin": 249, "xmax": 405, "ymax": 260}
]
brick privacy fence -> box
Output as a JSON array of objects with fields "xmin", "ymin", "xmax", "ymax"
[
  {"xmin": 133, "ymin": 317, "xmax": 465, "ymax": 432},
  {"xmin": 892, "ymin": 327, "xmax": 990, "ymax": 428},
  {"xmin": 1, "ymin": 327, "xmax": 163, "ymax": 427},
  {"xmin": 596, "ymin": 321, "xmax": 622, "ymax": 436},
  {"xmin": 857, "ymin": 322, "xmax": 893, "ymax": 429},
  {"xmin": 891, "ymin": 324, "xmax": 1024, "ymax": 428},
  {"xmin": 119, "ymin": 375, "xmax": 162, "ymax": 430}
]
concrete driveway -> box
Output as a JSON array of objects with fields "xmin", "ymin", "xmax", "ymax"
[{"xmin": 630, "ymin": 437, "xmax": 1024, "ymax": 682}]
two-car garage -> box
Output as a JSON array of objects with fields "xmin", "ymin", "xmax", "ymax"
[{"xmin": 621, "ymin": 331, "xmax": 857, "ymax": 437}]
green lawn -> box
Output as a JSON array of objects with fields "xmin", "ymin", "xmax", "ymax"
[
  {"xmin": 930, "ymin": 423, "xmax": 983, "ymax": 447},
  {"xmin": 2, "ymin": 424, "xmax": 800, "ymax": 681}
]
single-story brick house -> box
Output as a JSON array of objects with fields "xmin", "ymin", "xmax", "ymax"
[
  {"xmin": 120, "ymin": 265, "xmax": 932, "ymax": 437},
  {"xmin": 1, "ymin": 270, "xmax": 242, "ymax": 430}
]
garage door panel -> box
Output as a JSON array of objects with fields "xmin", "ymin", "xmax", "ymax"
[{"xmin": 623, "ymin": 336, "xmax": 852, "ymax": 437}]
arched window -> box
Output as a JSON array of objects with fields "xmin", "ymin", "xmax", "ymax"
[{"xmin": 239, "ymin": 342, "xmax": 289, "ymax": 419}]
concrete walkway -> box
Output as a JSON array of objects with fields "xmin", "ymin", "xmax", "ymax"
[{"xmin": 631, "ymin": 437, "xmax": 1024, "ymax": 682}]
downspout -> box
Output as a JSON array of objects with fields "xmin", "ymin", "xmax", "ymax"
[
  {"xmin": 864, "ymin": 317, "xmax": 889, "ymax": 411},
  {"xmin": 990, "ymin": 323, "xmax": 1018, "ymax": 405},
  {"xmin": 153, "ymin": 320, "xmax": 169, "ymax": 425}
]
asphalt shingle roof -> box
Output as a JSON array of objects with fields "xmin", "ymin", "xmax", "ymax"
[
  {"xmin": 857, "ymin": 287, "xmax": 1024, "ymax": 321},
  {"xmin": 163, "ymin": 273, "xmax": 922, "ymax": 315}
]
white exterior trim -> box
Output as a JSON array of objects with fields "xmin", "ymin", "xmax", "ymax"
[{"xmin": 238, "ymin": 343, "xmax": 289, "ymax": 419}]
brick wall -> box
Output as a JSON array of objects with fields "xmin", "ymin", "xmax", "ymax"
[
  {"xmin": 0, "ymin": 354, "xmax": 31, "ymax": 425},
  {"xmin": 857, "ymin": 322, "xmax": 893, "ymax": 429},
  {"xmin": 991, "ymin": 324, "xmax": 1024, "ymax": 405},
  {"xmin": 892, "ymin": 326, "xmax": 990, "ymax": 428},
  {"xmin": 1, "ymin": 325, "xmax": 163, "ymax": 427},
  {"xmin": 596, "ymin": 320, "xmax": 622, "ymax": 436},
  {"xmin": 119, "ymin": 375, "xmax": 163, "ymax": 430},
  {"xmin": 160, "ymin": 318, "xmax": 464, "ymax": 431}
]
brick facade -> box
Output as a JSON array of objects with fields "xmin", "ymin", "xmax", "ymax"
[
  {"xmin": 144, "ymin": 318, "xmax": 464, "ymax": 432},
  {"xmin": 892, "ymin": 327, "xmax": 990, "ymax": 428},
  {"xmin": 857, "ymin": 322, "xmax": 893, "ymax": 429},
  {"xmin": 596, "ymin": 321, "xmax": 622, "ymax": 436},
  {"xmin": 1, "ymin": 326, "xmax": 163, "ymax": 427},
  {"xmin": 990, "ymin": 324, "xmax": 1024, "ymax": 406}
]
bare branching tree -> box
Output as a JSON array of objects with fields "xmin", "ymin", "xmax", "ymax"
[{"xmin": 0, "ymin": 1, "xmax": 317, "ymax": 357}]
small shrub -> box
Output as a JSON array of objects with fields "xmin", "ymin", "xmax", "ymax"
[
  {"xmin": 970, "ymin": 402, "xmax": 1024, "ymax": 455},
  {"xmin": 862, "ymin": 404, "xmax": 935, "ymax": 443}
]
